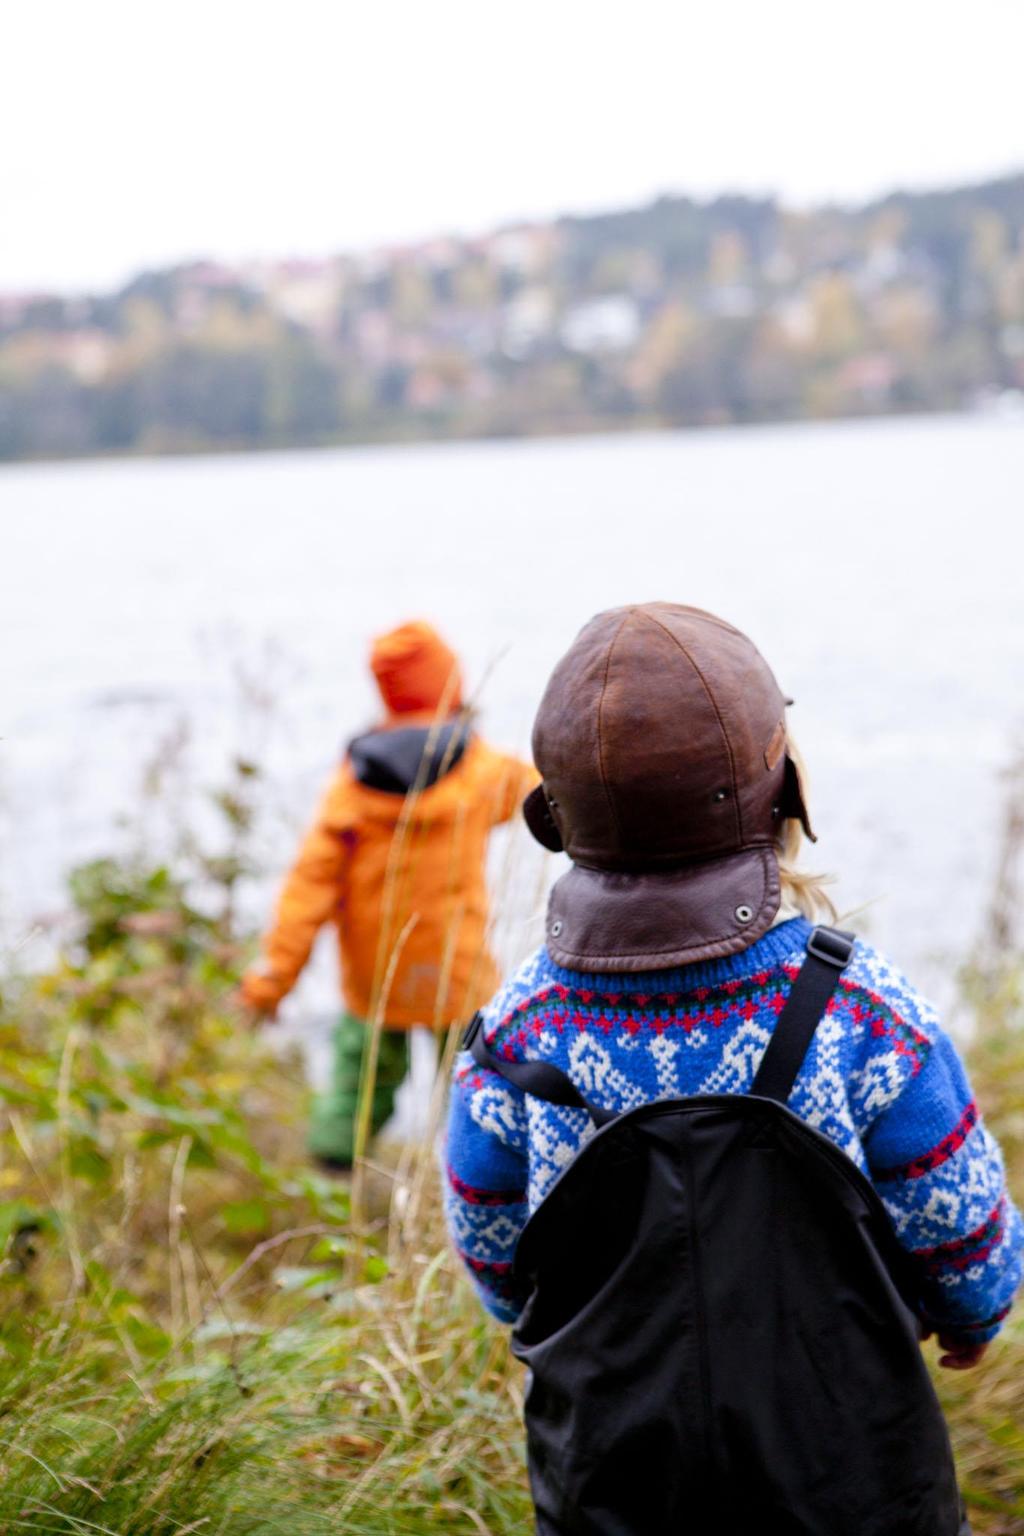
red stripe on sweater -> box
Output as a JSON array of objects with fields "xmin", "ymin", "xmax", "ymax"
[
  {"xmin": 917, "ymin": 1198, "xmax": 1005, "ymax": 1272},
  {"xmin": 464, "ymin": 1254, "xmax": 513, "ymax": 1276},
  {"xmin": 874, "ymin": 1102, "xmax": 979, "ymax": 1183},
  {"xmin": 446, "ymin": 1165, "xmax": 526, "ymax": 1207}
]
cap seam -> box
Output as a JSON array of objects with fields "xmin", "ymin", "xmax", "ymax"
[
  {"xmin": 639, "ymin": 610, "xmax": 741, "ymax": 843},
  {"xmin": 595, "ymin": 607, "xmax": 635, "ymax": 851},
  {"xmin": 645, "ymin": 602, "xmax": 742, "ymax": 639}
]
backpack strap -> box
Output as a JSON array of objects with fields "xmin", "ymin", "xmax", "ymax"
[
  {"xmin": 463, "ymin": 1012, "xmax": 616, "ymax": 1128},
  {"xmin": 750, "ymin": 924, "xmax": 856, "ymax": 1103}
]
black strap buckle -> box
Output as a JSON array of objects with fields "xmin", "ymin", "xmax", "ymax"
[
  {"xmin": 462, "ymin": 1011, "xmax": 485, "ymax": 1050},
  {"xmin": 805, "ymin": 924, "xmax": 855, "ymax": 968}
]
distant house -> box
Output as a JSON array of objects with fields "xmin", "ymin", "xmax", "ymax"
[
  {"xmin": 560, "ymin": 295, "xmax": 641, "ymax": 354},
  {"xmin": 53, "ymin": 330, "xmax": 114, "ymax": 383},
  {"xmin": 263, "ymin": 260, "xmax": 343, "ymax": 335},
  {"xmin": 501, "ymin": 287, "xmax": 554, "ymax": 358}
]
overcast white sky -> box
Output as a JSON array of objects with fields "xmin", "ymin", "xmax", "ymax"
[{"xmin": 2, "ymin": 0, "xmax": 1023, "ymax": 294}]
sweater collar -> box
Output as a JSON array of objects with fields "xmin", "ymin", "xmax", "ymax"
[{"xmin": 544, "ymin": 915, "xmax": 812, "ymax": 995}]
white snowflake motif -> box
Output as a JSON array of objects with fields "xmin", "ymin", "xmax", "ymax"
[
  {"xmin": 849, "ymin": 1050, "xmax": 907, "ymax": 1117},
  {"xmin": 524, "ymin": 1098, "xmax": 593, "ymax": 1206},
  {"xmin": 881, "ymin": 1195, "xmax": 913, "ymax": 1238},
  {"xmin": 649, "ymin": 1033, "xmax": 681, "ymax": 1099},
  {"xmin": 444, "ymin": 1201, "xmax": 475, "ymax": 1247},
  {"xmin": 568, "ymin": 1033, "xmax": 645, "ymax": 1115},
  {"xmin": 922, "ymin": 1187, "xmax": 962, "ymax": 1230},
  {"xmin": 528, "ymin": 1101, "xmax": 585, "ymax": 1171},
  {"xmin": 795, "ymin": 1061, "xmax": 861, "ymax": 1162},
  {"xmin": 698, "ymin": 1021, "xmax": 772, "ymax": 1094},
  {"xmin": 481, "ymin": 1213, "xmax": 522, "ymax": 1251},
  {"xmin": 469, "ymin": 1082, "xmax": 525, "ymax": 1146}
]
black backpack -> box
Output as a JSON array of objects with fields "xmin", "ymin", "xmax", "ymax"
[{"xmin": 466, "ymin": 925, "xmax": 965, "ymax": 1536}]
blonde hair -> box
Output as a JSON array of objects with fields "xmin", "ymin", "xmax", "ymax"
[{"xmin": 775, "ymin": 736, "xmax": 837, "ymax": 924}]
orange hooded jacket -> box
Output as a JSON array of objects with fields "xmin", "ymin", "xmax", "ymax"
[{"xmin": 242, "ymin": 623, "xmax": 537, "ymax": 1028}]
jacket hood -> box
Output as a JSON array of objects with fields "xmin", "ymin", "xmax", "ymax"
[
  {"xmin": 369, "ymin": 621, "xmax": 463, "ymax": 715},
  {"xmin": 348, "ymin": 719, "xmax": 472, "ymax": 796}
]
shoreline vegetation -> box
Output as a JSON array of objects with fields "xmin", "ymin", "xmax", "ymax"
[
  {"xmin": 0, "ymin": 402, "xmax": 1014, "ymax": 477},
  {"xmin": 0, "ymin": 747, "xmax": 1022, "ymax": 1533},
  {"xmin": 2, "ymin": 173, "xmax": 1024, "ymax": 466}
]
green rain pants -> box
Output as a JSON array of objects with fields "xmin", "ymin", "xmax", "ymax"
[{"xmin": 308, "ymin": 1013, "xmax": 432, "ymax": 1166}]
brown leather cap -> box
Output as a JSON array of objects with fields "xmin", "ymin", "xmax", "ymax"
[{"xmin": 523, "ymin": 603, "xmax": 813, "ymax": 971}]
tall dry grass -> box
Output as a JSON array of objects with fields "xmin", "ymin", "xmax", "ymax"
[{"xmin": 0, "ymin": 736, "xmax": 1022, "ymax": 1533}]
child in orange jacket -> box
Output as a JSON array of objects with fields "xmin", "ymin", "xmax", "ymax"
[{"xmin": 242, "ymin": 621, "xmax": 536, "ymax": 1168}]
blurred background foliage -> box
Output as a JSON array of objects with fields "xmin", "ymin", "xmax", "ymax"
[{"xmin": 2, "ymin": 174, "xmax": 1024, "ymax": 461}]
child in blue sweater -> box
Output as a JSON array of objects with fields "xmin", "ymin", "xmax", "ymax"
[{"xmin": 445, "ymin": 604, "xmax": 1022, "ymax": 1370}]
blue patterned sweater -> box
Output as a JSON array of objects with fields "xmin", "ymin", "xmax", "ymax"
[{"xmin": 444, "ymin": 917, "xmax": 1023, "ymax": 1339}]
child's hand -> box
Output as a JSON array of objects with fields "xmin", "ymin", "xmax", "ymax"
[
  {"xmin": 234, "ymin": 971, "xmax": 281, "ymax": 1023},
  {"xmin": 231, "ymin": 991, "xmax": 277, "ymax": 1025},
  {"xmin": 933, "ymin": 1332, "xmax": 989, "ymax": 1371}
]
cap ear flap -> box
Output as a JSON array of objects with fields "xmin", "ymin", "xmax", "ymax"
[
  {"xmin": 523, "ymin": 784, "xmax": 564, "ymax": 852},
  {"xmin": 780, "ymin": 753, "xmax": 816, "ymax": 843}
]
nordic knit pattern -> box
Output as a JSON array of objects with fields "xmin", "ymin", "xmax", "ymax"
[{"xmin": 444, "ymin": 917, "xmax": 1024, "ymax": 1334}]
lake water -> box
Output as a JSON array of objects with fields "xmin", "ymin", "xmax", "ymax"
[{"xmin": 2, "ymin": 414, "xmax": 1023, "ymax": 1041}]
